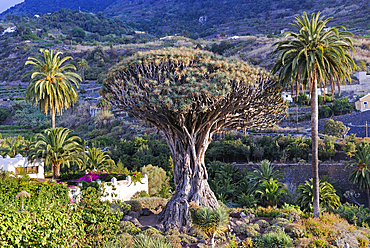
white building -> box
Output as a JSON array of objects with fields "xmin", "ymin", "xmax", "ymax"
[
  {"xmin": 282, "ymin": 92, "xmax": 293, "ymax": 103},
  {"xmin": 354, "ymin": 71, "xmax": 370, "ymax": 85},
  {"xmin": 1, "ymin": 26, "xmax": 16, "ymax": 36},
  {"xmin": 0, "ymin": 154, "xmax": 44, "ymax": 179}
]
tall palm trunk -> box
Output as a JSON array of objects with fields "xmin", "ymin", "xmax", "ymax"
[
  {"xmin": 311, "ymin": 79, "xmax": 320, "ymax": 218},
  {"xmin": 53, "ymin": 162, "xmax": 61, "ymax": 180},
  {"xmin": 51, "ymin": 109, "xmax": 55, "ymax": 129}
]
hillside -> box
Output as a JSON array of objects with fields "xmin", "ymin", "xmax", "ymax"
[{"xmin": 1, "ymin": 0, "xmax": 370, "ymax": 38}]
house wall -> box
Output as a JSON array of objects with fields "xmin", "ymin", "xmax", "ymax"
[
  {"xmin": 0, "ymin": 155, "xmax": 44, "ymax": 179},
  {"xmin": 355, "ymin": 95, "xmax": 370, "ymax": 111}
]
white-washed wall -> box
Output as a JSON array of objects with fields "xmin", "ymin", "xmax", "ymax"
[
  {"xmin": 69, "ymin": 175, "xmax": 149, "ymax": 203},
  {"xmin": 0, "ymin": 154, "xmax": 44, "ymax": 179},
  {"xmin": 101, "ymin": 175, "xmax": 149, "ymax": 201}
]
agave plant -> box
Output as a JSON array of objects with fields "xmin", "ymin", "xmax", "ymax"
[
  {"xmin": 189, "ymin": 202, "xmax": 229, "ymax": 247},
  {"xmin": 132, "ymin": 233, "xmax": 171, "ymax": 248}
]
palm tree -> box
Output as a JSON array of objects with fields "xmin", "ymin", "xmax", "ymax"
[
  {"xmin": 78, "ymin": 59, "xmax": 88, "ymax": 83},
  {"xmin": 84, "ymin": 147, "xmax": 115, "ymax": 172},
  {"xmin": 347, "ymin": 142, "xmax": 370, "ymax": 207},
  {"xmin": 28, "ymin": 127, "xmax": 84, "ymax": 179},
  {"xmin": 24, "ymin": 49, "xmax": 81, "ymax": 128},
  {"xmin": 0, "ymin": 135, "xmax": 28, "ymax": 157},
  {"xmin": 272, "ymin": 12, "xmax": 355, "ymax": 217}
]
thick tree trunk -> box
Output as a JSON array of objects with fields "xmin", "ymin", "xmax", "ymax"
[
  {"xmin": 159, "ymin": 133, "xmax": 219, "ymax": 230},
  {"xmin": 51, "ymin": 109, "xmax": 56, "ymax": 129},
  {"xmin": 53, "ymin": 163, "xmax": 61, "ymax": 180},
  {"xmin": 311, "ymin": 80, "xmax": 320, "ymax": 218}
]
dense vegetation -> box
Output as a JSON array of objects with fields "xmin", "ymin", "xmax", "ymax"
[{"xmin": 2, "ymin": 0, "xmax": 370, "ymax": 38}]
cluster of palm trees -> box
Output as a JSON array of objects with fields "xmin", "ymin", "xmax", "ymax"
[
  {"xmin": 0, "ymin": 129, "xmax": 115, "ymax": 179},
  {"xmin": 27, "ymin": 127, "xmax": 115, "ymax": 179}
]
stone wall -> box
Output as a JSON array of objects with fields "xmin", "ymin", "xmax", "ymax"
[{"xmin": 235, "ymin": 163, "xmax": 368, "ymax": 207}]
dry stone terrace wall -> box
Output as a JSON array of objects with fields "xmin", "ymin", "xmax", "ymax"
[{"xmin": 235, "ymin": 162, "xmax": 369, "ymax": 207}]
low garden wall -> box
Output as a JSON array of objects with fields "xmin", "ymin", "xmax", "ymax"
[
  {"xmin": 236, "ymin": 162, "xmax": 369, "ymax": 207},
  {"xmin": 69, "ymin": 175, "xmax": 149, "ymax": 203},
  {"xmin": 0, "ymin": 154, "xmax": 44, "ymax": 179},
  {"xmin": 100, "ymin": 175, "xmax": 149, "ymax": 202}
]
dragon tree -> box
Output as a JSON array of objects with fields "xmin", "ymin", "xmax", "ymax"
[{"xmin": 103, "ymin": 47, "xmax": 286, "ymax": 229}]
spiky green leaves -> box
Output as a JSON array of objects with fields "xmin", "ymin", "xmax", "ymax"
[
  {"xmin": 104, "ymin": 47, "xmax": 285, "ymax": 134},
  {"xmin": 24, "ymin": 49, "xmax": 81, "ymax": 116},
  {"xmin": 272, "ymin": 12, "xmax": 355, "ymax": 94},
  {"xmin": 105, "ymin": 47, "xmax": 277, "ymax": 113}
]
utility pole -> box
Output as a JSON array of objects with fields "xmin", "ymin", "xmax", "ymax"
[{"xmin": 366, "ymin": 121, "xmax": 368, "ymax": 137}]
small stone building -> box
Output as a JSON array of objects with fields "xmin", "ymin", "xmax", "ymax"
[{"xmin": 355, "ymin": 94, "xmax": 370, "ymax": 112}]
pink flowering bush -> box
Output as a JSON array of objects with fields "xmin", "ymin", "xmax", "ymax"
[{"xmin": 74, "ymin": 171, "xmax": 142, "ymax": 183}]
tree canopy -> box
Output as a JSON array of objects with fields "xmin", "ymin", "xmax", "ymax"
[{"xmin": 104, "ymin": 47, "xmax": 286, "ymax": 137}]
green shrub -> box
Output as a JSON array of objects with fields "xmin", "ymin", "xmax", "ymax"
[
  {"xmin": 125, "ymin": 197, "xmax": 168, "ymax": 211},
  {"xmin": 0, "ymin": 203, "xmax": 85, "ymax": 247},
  {"xmin": 333, "ymin": 203, "xmax": 370, "ymax": 227},
  {"xmin": 295, "ymin": 178, "xmax": 341, "ymax": 213},
  {"xmin": 118, "ymin": 221, "xmax": 142, "ymax": 235},
  {"xmin": 234, "ymin": 223, "xmax": 260, "ymax": 237},
  {"xmin": 133, "ymin": 190, "xmax": 151, "ymax": 198},
  {"xmin": 141, "ymin": 164, "xmax": 169, "ymax": 196},
  {"xmin": 59, "ymin": 171, "xmax": 86, "ymax": 181},
  {"xmin": 285, "ymin": 223, "xmax": 305, "ymax": 238},
  {"xmin": 257, "ymin": 231, "xmax": 293, "ymax": 248},
  {"xmin": 271, "ymin": 217, "xmax": 289, "ymax": 227},
  {"xmin": 132, "ymin": 233, "xmax": 172, "ymax": 248},
  {"xmin": 323, "ymin": 119, "xmax": 349, "ymax": 138},
  {"xmin": 255, "ymin": 219, "xmax": 270, "ymax": 229},
  {"xmin": 255, "ymin": 206, "xmax": 281, "ymax": 217}
]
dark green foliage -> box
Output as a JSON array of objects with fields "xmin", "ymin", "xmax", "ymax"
[
  {"xmin": 255, "ymin": 231, "xmax": 293, "ymax": 248},
  {"xmin": 295, "ymin": 92, "xmax": 310, "ymax": 106},
  {"xmin": 295, "ymin": 178, "xmax": 341, "ymax": 213},
  {"xmin": 0, "ymin": 107, "xmax": 10, "ymax": 124},
  {"xmin": 207, "ymin": 161, "xmax": 250, "ymax": 205},
  {"xmin": 319, "ymin": 105, "xmax": 333, "ymax": 118},
  {"xmin": 323, "ymin": 119, "xmax": 349, "ymax": 138},
  {"xmin": 332, "ymin": 97, "xmax": 352, "ymax": 115},
  {"xmin": 333, "ymin": 203, "xmax": 370, "ymax": 227},
  {"xmin": 0, "ymin": 172, "xmax": 127, "ymax": 247},
  {"xmin": 109, "ymin": 134, "xmax": 172, "ymax": 172}
]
